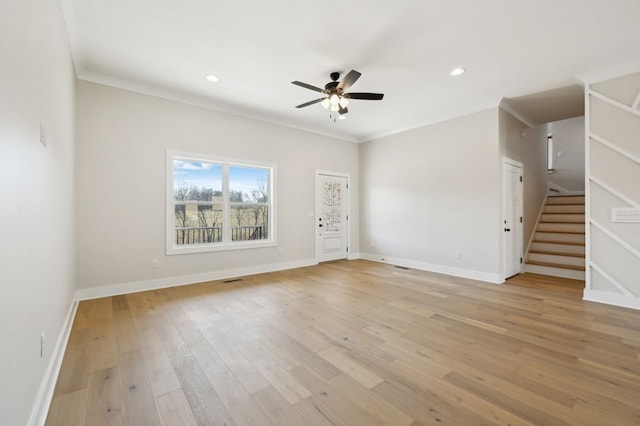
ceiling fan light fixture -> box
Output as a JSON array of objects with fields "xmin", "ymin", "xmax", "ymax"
[
  {"xmin": 292, "ymin": 70, "xmax": 384, "ymax": 122},
  {"xmin": 450, "ymin": 67, "xmax": 465, "ymax": 76}
]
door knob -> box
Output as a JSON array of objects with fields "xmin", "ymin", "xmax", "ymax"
[{"xmin": 319, "ymin": 224, "xmax": 323, "ymax": 227}]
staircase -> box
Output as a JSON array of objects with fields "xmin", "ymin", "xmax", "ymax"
[{"xmin": 524, "ymin": 195, "xmax": 585, "ymax": 280}]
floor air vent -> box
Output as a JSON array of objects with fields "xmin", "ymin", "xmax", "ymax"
[
  {"xmin": 223, "ymin": 278, "xmax": 243, "ymax": 284},
  {"xmin": 394, "ymin": 266, "xmax": 410, "ymax": 270}
]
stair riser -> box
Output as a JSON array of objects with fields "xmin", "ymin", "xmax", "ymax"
[
  {"xmin": 541, "ymin": 213, "xmax": 585, "ymax": 223},
  {"xmin": 524, "ymin": 264, "xmax": 585, "ymax": 280},
  {"xmin": 534, "ymin": 232, "xmax": 585, "ymax": 244},
  {"xmin": 530, "ymin": 242, "xmax": 585, "ymax": 255},
  {"xmin": 527, "ymin": 252, "xmax": 585, "ymax": 267},
  {"xmin": 544, "ymin": 205, "xmax": 585, "ymax": 214},
  {"xmin": 537, "ymin": 223, "xmax": 585, "ymax": 233},
  {"xmin": 547, "ymin": 196, "xmax": 585, "ymax": 205}
]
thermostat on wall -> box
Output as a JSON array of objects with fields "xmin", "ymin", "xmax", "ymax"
[{"xmin": 611, "ymin": 207, "xmax": 640, "ymax": 223}]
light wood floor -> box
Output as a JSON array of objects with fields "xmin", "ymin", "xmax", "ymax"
[{"xmin": 47, "ymin": 260, "xmax": 640, "ymax": 425}]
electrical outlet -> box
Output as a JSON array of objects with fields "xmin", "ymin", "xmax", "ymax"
[
  {"xmin": 151, "ymin": 259, "xmax": 159, "ymax": 269},
  {"xmin": 40, "ymin": 332, "xmax": 45, "ymax": 358},
  {"xmin": 455, "ymin": 250, "xmax": 462, "ymax": 259}
]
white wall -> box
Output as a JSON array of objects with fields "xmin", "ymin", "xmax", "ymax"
[
  {"xmin": 359, "ymin": 108, "xmax": 502, "ymax": 282},
  {"xmin": 585, "ymin": 71, "xmax": 640, "ymax": 309},
  {"xmin": 0, "ymin": 1, "xmax": 76, "ymax": 424},
  {"xmin": 499, "ymin": 108, "xmax": 549, "ymax": 253},
  {"xmin": 549, "ymin": 116, "xmax": 585, "ymax": 192},
  {"xmin": 75, "ymin": 81, "xmax": 359, "ymax": 293}
]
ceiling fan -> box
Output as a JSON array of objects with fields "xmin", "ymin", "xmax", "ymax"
[{"xmin": 292, "ymin": 70, "xmax": 384, "ymax": 121}]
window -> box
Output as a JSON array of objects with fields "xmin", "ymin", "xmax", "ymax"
[
  {"xmin": 166, "ymin": 151, "xmax": 275, "ymax": 254},
  {"xmin": 547, "ymin": 135, "xmax": 554, "ymax": 171}
]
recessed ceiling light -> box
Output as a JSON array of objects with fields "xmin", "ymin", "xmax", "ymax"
[
  {"xmin": 450, "ymin": 67, "xmax": 465, "ymax": 76},
  {"xmin": 205, "ymin": 75, "xmax": 219, "ymax": 82}
]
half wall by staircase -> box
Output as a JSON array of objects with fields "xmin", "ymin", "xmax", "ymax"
[{"xmin": 585, "ymin": 71, "xmax": 640, "ymax": 310}]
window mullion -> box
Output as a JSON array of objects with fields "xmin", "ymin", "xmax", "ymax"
[{"xmin": 222, "ymin": 163, "xmax": 231, "ymax": 242}]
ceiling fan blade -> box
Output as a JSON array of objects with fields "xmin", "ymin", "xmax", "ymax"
[
  {"xmin": 337, "ymin": 70, "xmax": 361, "ymax": 91},
  {"xmin": 295, "ymin": 98, "xmax": 326, "ymax": 108},
  {"xmin": 292, "ymin": 81, "xmax": 325, "ymax": 93},
  {"xmin": 344, "ymin": 92, "xmax": 384, "ymax": 100}
]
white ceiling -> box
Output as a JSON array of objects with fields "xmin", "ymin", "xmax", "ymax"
[{"xmin": 60, "ymin": 0, "xmax": 640, "ymax": 142}]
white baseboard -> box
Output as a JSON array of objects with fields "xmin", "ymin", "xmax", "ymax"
[
  {"xmin": 28, "ymin": 297, "xmax": 79, "ymax": 426},
  {"xmin": 76, "ymin": 258, "xmax": 318, "ymax": 301},
  {"xmin": 583, "ymin": 289, "xmax": 640, "ymax": 310},
  {"xmin": 359, "ymin": 253, "xmax": 503, "ymax": 284},
  {"xmin": 347, "ymin": 252, "xmax": 361, "ymax": 260}
]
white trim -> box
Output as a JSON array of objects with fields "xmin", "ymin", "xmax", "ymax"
[
  {"xmin": 547, "ymin": 181, "xmax": 585, "ymax": 195},
  {"xmin": 78, "ymin": 71, "xmax": 358, "ymax": 144},
  {"xmin": 589, "ymin": 176, "xmax": 639, "ymax": 207},
  {"xmin": 590, "ymin": 263, "xmax": 634, "ymax": 297},
  {"xmin": 502, "ymin": 158, "xmax": 524, "ymax": 280},
  {"xmin": 28, "ymin": 298, "xmax": 79, "ymax": 426},
  {"xmin": 360, "ymin": 102, "xmax": 501, "ymax": 143},
  {"xmin": 585, "ymin": 86, "xmax": 592, "ymax": 292},
  {"xmin": 632, "ymin": 88, "xmax": 640, "ymax": 110},
  {"xmin": 577, "ymin": 61, "xmax": 640, "ymax": 85},
  {"xmin": 359, "ymin": 253, "xmax": 503, "ymax": 284},
  {"xmin": 76, "ymin": 258, "xmax": 317, "ymax": 301},
  {"xmin": 347, "ymin": 252, "xmax": 361, "ymax": 260},
  {"xmin": 590, "ymin": 89, "xmax": 640, "ymax": 119},
  {"xmin": 583, "ymin": 289, "xmax": 640, "ymax": 311},
  {"xmin": 524, "ymin": 194, "xmax": 548, "ymax": 261},
  {"xmin": 58, "ymin": 0, "xmax": 87, "ymax": 77},
  {"xmin": 590, "ymin": 132, "xmax": 640, "ymax": 166},
  {"xmin": 590, "ymin": 219, "xmax": 640, "ymax": 260},
  {"xmin": 166, "ymin": 150, "xmax": 277, "ymax": 255},
  {"xmin": 499, "ymin": 101, "xmax": 539, "ymax": 129}
]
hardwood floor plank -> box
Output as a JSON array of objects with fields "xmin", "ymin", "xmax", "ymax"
[
  {"xmin": 155, "ymin": 389, "xmax": 198, "ymax": 426},
  {"xmin": 251, "ymin": 386, "xmax": 308, "ymax": 426},
  {"xmin": 172, "ymin": 353, "xmax": 236, "ymax": 426},
  {"xmin": 318, "ymin": 347, "xmax": 384, "ymax": 389},
  {"xmin": 329, "ymin": 373, "xmax": 415, "ymax": 425},
  {"xmin": 117, "ymin": 349, "xmax": 160, "ymax": 426},
  {"xmin": 190, "ymin": 342, "xmax": 271, "ymax": 425},
  {"xmin": 46, "ymin": 261, "xmax": 640, "ymax": 425},
  {"xmin": 139, "ymin": 328, "xmax": 181, "ymax": 397},
  {"xmin": 85, "ymin": 367, "xmax": 122, "ymax": 426},
  {"xmin": 46, "ymin": 388, "xmax": 88, "ymax": 426},
  {"xmin": 254, "ymin": 357, "xmax": 311, "ymax": 404},
  {"xmin": 289, "ymin": 365, "xmax": 383, "ymax": 425}
]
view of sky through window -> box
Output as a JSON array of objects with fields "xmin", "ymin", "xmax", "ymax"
[{"xmin": 173, "ymin": 160, "xmax": 268, "ymax": 201}]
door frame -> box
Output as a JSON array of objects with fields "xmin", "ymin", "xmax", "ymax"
[
  {"xmin": 315, "ymin": 170, "xmax": 351, "ymax": 263},
  {"xmin": 502, "ymin": 158, "xmax": 524, "ymax": 280}
]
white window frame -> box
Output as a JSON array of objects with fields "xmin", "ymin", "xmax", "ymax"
[
  {"xmin": 166, "ymin": 150, "xmax": 276, "ymax": 255},
  {"xmin": 547, "ymin": 135, "xmax": 554, "ymax": 171}
]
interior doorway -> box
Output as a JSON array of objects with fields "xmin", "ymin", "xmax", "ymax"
[
  {"xmin": 315, "ymin": 172, "xmax": 349, "ymax": 262},
  {"xmin": 503, "ymin": 159, "xmax": 524, "ymax": 279}
]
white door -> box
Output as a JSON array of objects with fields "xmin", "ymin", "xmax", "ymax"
[
  {"xmin": 316, "ymin": 173, "xmax": 348, "ymax": 262},
  {"xmin": 503, "ymin": 161, "xmax": 523, "ymax": 279}
]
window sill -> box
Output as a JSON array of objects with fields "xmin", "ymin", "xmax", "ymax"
[{"xmin": 166, "ymin": 239, "xmax": 276, "ymax": 255}]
